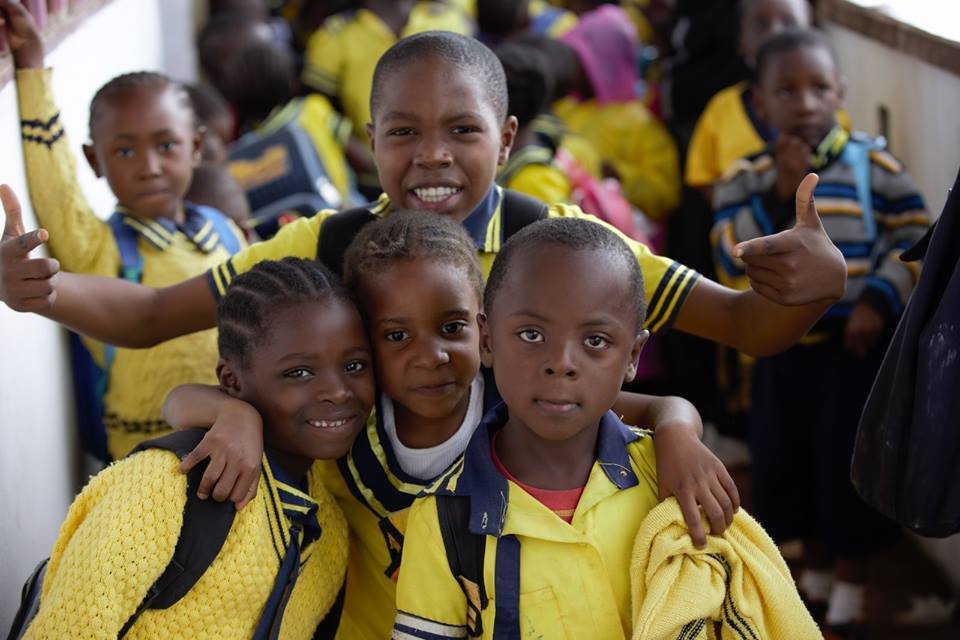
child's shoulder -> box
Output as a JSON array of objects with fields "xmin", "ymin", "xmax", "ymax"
[
  {"xmin": 701, "ymin": 82, "xmax": 751, "ymax": 121},
  {"xmin": 719, "ymin": 149, "xmax": 774, "ymax": 184}
]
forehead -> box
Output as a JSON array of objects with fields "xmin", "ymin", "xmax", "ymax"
[
  {"xmin": 361, "ymin": 257, "xmax": 480, "ymax": 315},
  {"xmin": 492, "ymin": 244, "xmax": 634, "ymax": 322},
  {"xmin": 373, "ymin": 56, "xmax": 498, "ymax": 123},
  {"xmin": 760, "ymin": 44, "xmax": 837, "ymax": 85},
  {"xmin": 92, "ymin": 85, "xmax": 194, "ymax": 139},
  {"xmin": 257, "ymin": 298, "xmax": 366, "ymax": 357}
]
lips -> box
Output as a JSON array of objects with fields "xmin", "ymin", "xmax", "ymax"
[
  {"xmin": 412, "ymin": 381, "xmax": 458, "ymax": 397},
  {"xmin": 534, "ymin": 398, "xmax": 580, "ymax": 415},
  {"xmin": 408, "ymin": 184, "xmax": 464, "ymax": 211},
  {"xmin": 304, "ymin": 413, "xmax": 359, "ymax": 432}
]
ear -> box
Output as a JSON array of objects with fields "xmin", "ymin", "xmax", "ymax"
[
  {"xmin": 478, "ymin": 313, "xmax": 495, "ymax": 368},
  {"xmin": 498, "ymin": 115, "xmax": 518, "ymax": 166},
  {"xmin": 216, "ymin": 359, "xmax": 244, "ymax": 398},
  {"xmin": 192, "ymin": 126, "xmax": 206, "ymax": 167},
  {"xmin": 623, "ymin": 330, "xmax": 649, "ymax": 383},
  {"xmin": 365, "ymin": 122, "xmax": 376, "ymax": 153},
  {"xmin": 82, "ymin": 143, "xmax": 102, "ymax": 178}
]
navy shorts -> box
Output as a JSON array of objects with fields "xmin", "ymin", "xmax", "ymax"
[{"xmin": 749, "ymin": 332, "xmax": 900, "ymax": 557}]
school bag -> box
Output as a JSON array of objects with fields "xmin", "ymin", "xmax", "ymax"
[
  {"xmin": 316, "ymin": 190, "xmax": 549, "ymax": 277},
  {"xmin": 6, "ymin": 429, "xmax": 236, "ymax": 640},
  {"xmin": 227, "ymin": 97, "xmax": 357, "ymax": 240},
  {"xmin": 851, "ymin": 166, "xmax": 960, "ymax": 537},
  {"xmin": 69, "ymin": 206, "xmax": 242, "ymax": 463}
]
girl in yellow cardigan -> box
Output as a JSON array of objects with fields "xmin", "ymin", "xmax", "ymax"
[{"xmin": 23, "ymin": 258, "xmax": 371, "ymax": 639}]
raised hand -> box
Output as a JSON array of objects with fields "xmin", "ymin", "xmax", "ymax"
[
  {"xmin": 733, "ymin": 173, "xmax": 846, "ymax": 306},
  {"xmin": 0, "ymin": 184, "xmax": 60, "ymax": 312},
  {"xmin": 0, "ymin": 0, "xmax": 44, "ymax": 69}
]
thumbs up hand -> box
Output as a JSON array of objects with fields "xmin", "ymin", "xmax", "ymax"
[
  {"xmin": 0, "ymin": 184, "xmax": 60, "ymax": 312},
  {"xmin": 732, "ymin": 173, "xmax": 846, "ymax": 306}
]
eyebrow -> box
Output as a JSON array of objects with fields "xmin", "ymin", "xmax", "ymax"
[
  {"xmin": 380, "ymin": 110, "xmax": 421, "ymax": 123},
  {"xmin": 276, "ymin": 345, "xmax": 371, "ymax": 362},
  {"xmin": 508, "ymin": 309, "xmax": 619, "ymax": 327},
  {"xmin": 444, "ymin": 111, "xmax": 485, "ymax": 123}
]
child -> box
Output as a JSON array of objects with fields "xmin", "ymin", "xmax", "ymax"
[
  {"xmin": 23, "ymin": 258, "xmax": 367, "ymax": 638},
  {"xmin": 711, "ymin": 29, "xmax": 929, "ymax": 636},
  {"xmin": 0, "ymin": 31, "xmax": 847, "ymax": 413},
  {"xmin": 392, "ymin": 217, "xmax": 662, "ymax": 638},
  {"xmin": 685, "ymin": 0, "xmax": 812, "ymax": 193},
  {"xmin": 184, "ymin": 82, "xmax": 235, "ymax": 165},
  {"xmin": 184, "ymin": 164, "xmax": 254, "ymax": 238},
  {"xmin": 163, "ymin": 211, "xmax": 738, "ymax": 640},
  {"xmin": 476, "ymin": 0, "xmax": 577, "ymax": 44},
  {"xmin": 2, "ymin": 0, "xmax": 246, "ymax": 459},
  {"xmin": 554, "ymin": 4, "xmax": 681, "ymax": 220}
]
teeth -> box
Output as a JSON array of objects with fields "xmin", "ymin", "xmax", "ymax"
[
  {"xmin": 307, "ymin": 418, "xmax": 350, "ymax": 429},
  {"xmin": 413, "ymin": 186, "xmax": 461, "ymax": 203}
]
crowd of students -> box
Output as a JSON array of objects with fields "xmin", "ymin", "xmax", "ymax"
[{"xmin": 0, "ymin": 0, "xmax": 935, "ymax": 639}]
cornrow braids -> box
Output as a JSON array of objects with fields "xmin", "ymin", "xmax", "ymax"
[
  {"xmin": 484, "ymin": 218, "xmax": 646, "ymax": 332},
  {"xmin": 88, "ymin": 72, "xmax": 194, "ymax": 138},
  {"xmin": 342, "ymin": 210, "xmax": 484, "ymax": 307},
  {"xmin": 218, "ymin": 257, "xmax": 354, "ymax": 368}
]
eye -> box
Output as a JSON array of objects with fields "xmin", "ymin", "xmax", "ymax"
[
  {"xmin": 584, "ymin": 335, "xmax": 610, "ymax": 350},
  {"xmin": 344, "ymin": 359, "xmax": 368, "ymax": 374},
  {"xmin": 451, "ymin": 125, "xmax": 481, "ymax": 135},
  {"xmin": 518, "ymin": 328, "xmax": 543, "ymax": 343},
  {"xmin": 387, "ymin": 127, "xmax": 415, "ymax": 137},
  {"xmin": 441, "ymin": 321, "xmax": 467, "ymax": 336},
  {"xmin": 775, "ymin": 87, "xmax": 795, "ymax": 100},
  {"xmin": 157, "ymin": 140, "xmax": 179, "ymax": 153},
  {"xmin": 284, "ymin": 367, "xmax": 313, "ymax": 379},
  {"xmin": 384, "ymin": 329, "xmax": 409, "ymax": 343},
  {"xmin": 114, "ymin": 147, "xmax": 134, "ymax": 158}
]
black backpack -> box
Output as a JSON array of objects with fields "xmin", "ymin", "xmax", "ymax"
[
  {"xmin": 7, "ymin": 429, "xmax": 236, "ymax": 639},
  {"xmin": 316, "ymin": 190, "xmax": 549, "ymax": 277},
  {"xmin": 851, "ymin": 166, "xmax": 960, "ymax": 537}
]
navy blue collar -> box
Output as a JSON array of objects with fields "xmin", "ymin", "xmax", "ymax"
[
  {"xmin": 461, "ymin": 186, "xmax": 500, "ymax": 249},
  {"xmin": 115, "ymin": 201, "xmax": 225, "ymax": 253},
  {"xmin": 442, "ymin": 402, "xmax": 640, "ymax": 537}
]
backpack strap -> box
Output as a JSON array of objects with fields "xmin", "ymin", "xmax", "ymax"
[
  {"xmin": 841, "ymin": 136, "xmax": 880, "ymax": 243},
  {"xmin": 190, "ymin": 204, "xmax": 244, "ymax": 255},
  {"xmin": 106, "ymin": 213, "xmax": 145, "ymax": 283},
  {"xmin": 315, "ymin": 206, "xmax": 378, "ymax": 277},
  {"xmin": 118, "ymin": 429, "xmax": 237, "ymax": 637},
  {"xmin": 500, "ymin": 189, "xmax": 549, "ymax": 242},
  {"xmin": 436, "ymin": 495, "xmax": 488, "ymax": 638},
  {"xmin": 7, "ymin": 559, "xmax": 49, "ymax": 640}
]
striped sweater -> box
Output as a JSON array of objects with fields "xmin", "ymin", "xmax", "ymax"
[{"xmin": 711, "ymin": 130, "xmax": 929, "ymax": 329}]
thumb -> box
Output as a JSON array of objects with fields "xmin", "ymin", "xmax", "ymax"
[
  {"xmin": 1, "ymin": 184, "xmax": 26, "ymax": 239},
  {"xmin": 794, "ymin": 173, "xmax": 823, "ymax": 229}
]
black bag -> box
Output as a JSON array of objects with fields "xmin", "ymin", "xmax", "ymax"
[
  {"xmin": 851, "ymin": 167, "xmax": 960, "ymax": 537},
  {"xmin": 7, "ymin": 429, "xmax": 236, "ymax": 639}
]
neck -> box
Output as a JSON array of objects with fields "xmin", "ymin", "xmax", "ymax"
[
  {"xmin": 265, "ymin": 447, "xmax": 313, "ymax": 482},
  {"xmin": 495, "ymin": 417, "xmax": 598, "ymax": 490},
  {"xmin": 394, "ymin": 391, "xmax": 471, "ymax": 449}
]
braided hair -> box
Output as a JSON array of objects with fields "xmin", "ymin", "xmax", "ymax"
[
  {"xmin": 88, "ymin": 72, "xmax": 193, "ymax": 138},
  {"xmin": 343, "ymin": 210, "xmax": 484, "ymax": 307},
  {"xmin": 218, "ymin": 257, "xmax": 355, "ymax": 367}
]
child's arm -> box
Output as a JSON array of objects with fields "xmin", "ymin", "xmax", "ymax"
[
  {"xmin": 678, "ymin": 173, "xmax": 847, "ymax": 356},
  {"xmin": 3, "ymin": 1, "xmax": 118, "ymax": 276},
  {"xmin": 161, "ymin": 384, "xmax": 264, "ymax": 509},
  {"xmin": 614, "ymin": 392, "xmax": 739, "ymax": 548}
]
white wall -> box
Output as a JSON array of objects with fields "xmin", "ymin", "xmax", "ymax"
[
  {"xmin": 0, "ymin": 0, "xmax": 197, "ymax": 628},
  {"xmin": 826, "ymin": 24, "xmax": 960, "ymax": 216}
]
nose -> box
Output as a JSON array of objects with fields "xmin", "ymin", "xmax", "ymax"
[
  {"xmin": 139, "ymin": 149, "xmax": 162, "ymax": 177},
  {"xmin": 314, "ymin": 372, "xmax": 352, "ymax": 405},
  {"xmin": 796, "ymin": 88, "xmax": 818, "ymax": 113},
  {"xmin": 414, "ymin": 337, "xmax": 451, "ymax": 368},
  {"xmin": 543, "ymin": 339, "xmax": 578, "ymax": 379},
  {"xmin": 414, "ymin": 133, "xmax": 452, "ymax": 169}
]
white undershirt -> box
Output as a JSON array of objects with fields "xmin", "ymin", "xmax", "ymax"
[{"xmin": 380, "ymin": 375, "xmax": 485, "ymax": 481}]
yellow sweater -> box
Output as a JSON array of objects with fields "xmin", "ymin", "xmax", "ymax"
[
  {"xmin": 16, "ymin": 68, "xmax": 246, "ymax": 459},
  {"xmin": 631, "ymin": 498, "xmax": 822, "ymax": 640},
  {"xmin": 24, "ymin": 450, "xmax": 348, "ymax": 639}
]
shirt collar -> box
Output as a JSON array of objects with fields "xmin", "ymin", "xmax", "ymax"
[
  {"xmin": 445, "ymin": 402, "xmax": 640, "ymax": 537},
  {"xmin": 263, "ymin": 450, "xmax": 323, "ymax": 546},
  {"xmin": 376, "ymin": 186, "xmax": 502, "ymax": 251},
  {"xmin": 811, "ymin": 124, "xmax": 849, "ymax": 170},
  {"xmin": 115, "ymin": 202, "xmax": 225, "ymax": 253}
]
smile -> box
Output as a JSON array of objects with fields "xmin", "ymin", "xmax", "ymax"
[
  {"xmin": 411, "ymin": 186, "xmax": 463, "ymax": 204},
  {"xmin": 305, "ymin": 416, "xmax": 355, "ymax": 430}
]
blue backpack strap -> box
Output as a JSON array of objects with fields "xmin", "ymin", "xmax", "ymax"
[
  {"xmin": 107, "ymin": 212, "xmax": 145, "ymax": 283},
  {"xmin": 188, "ymin": 204, "xmax": 243, "ymax": 255},
  {"xmin": 841, "ymin": 136, "xmax": 881, "ymax": 243}
]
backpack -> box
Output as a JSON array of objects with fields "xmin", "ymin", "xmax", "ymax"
[
  {"xmin": 851, "ymin": 166, "xmax": 960, "ymax": 537},
  {"xmin": 69, "ymin": 207, "xmax": 242, "ymax": 463},
  {"xmin": 316, "ymin": 190, "xmax": 549, "ymax": 277},
  {"xmin": 7, "ymin": 429, "xmax": 236, "ymax": 639},
  {"xmin": 227, "ymin": 98, "xmax": 358, "ymax": 240}
]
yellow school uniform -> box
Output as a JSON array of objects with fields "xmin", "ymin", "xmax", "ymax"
[
  {"xmin": 16, "ymin": 68, "xmax": 246, "ymax": 459},
  {"xmin": 302, "ymin": 4, "xmax": 473, "ymax": 142},
  {"xmin": 497, "ymin": 144, "xmax": 573, "ymax": 205},
  {"xmin": 528, "ymin": 0, "xmax": 578, "ymax": 37},
  {"xmin": 24, "ymin": 450, "xmax": 347, "ymax": 639},
  {"xmin": 393, "ymin": 405, "xmax": 660, "ymax": 639},
  {"xmin": 555, "ymin": 97, "xmax": 681, "ymax": 220}
]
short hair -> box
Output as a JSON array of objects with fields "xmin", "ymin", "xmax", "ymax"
[
  {"xmin": 220, "ymin": 41, "xmax": 298, "ymax": 124},
  {"xmin": 477, "ymin": 0, "xmax": 528, "ymax": 39},
  {"xmin": 88, "ymin": 72, "xmax": 193, "ymax": 138},
  {"xmin": 218, "ymin": 257, "xmax": 355, "ymax": 368},
  {"xmin": 510, "ymin": 34, "xmax": 578, "ymax": 101},
  {"xmin": 370, "ymin": 31, "xmax": 508, "ymax": 122},
  {"xmin": 495, "ymin": 42, "xmax": 553, "ymax": 127},
  {"xmin": 197, "ymin": 11, "xmax": 271, "ymax": 90},
  {"xmin": 484, "ymin": 218, "xmax": 646, "ymax": 332},
  {"xmin": 185, "ymin": 83, "xmax": 231, "ymax": 129},
  {"xmin": 185, "ymin": 164, "xmax": 252, "ymax": 229},
  {"xmin": 343, "ymin": 210, "xmax": 485, "ymax": 307},
  {"xmin": 755, "ymin": 27, "xmax": 837, "ymax": 84}
]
